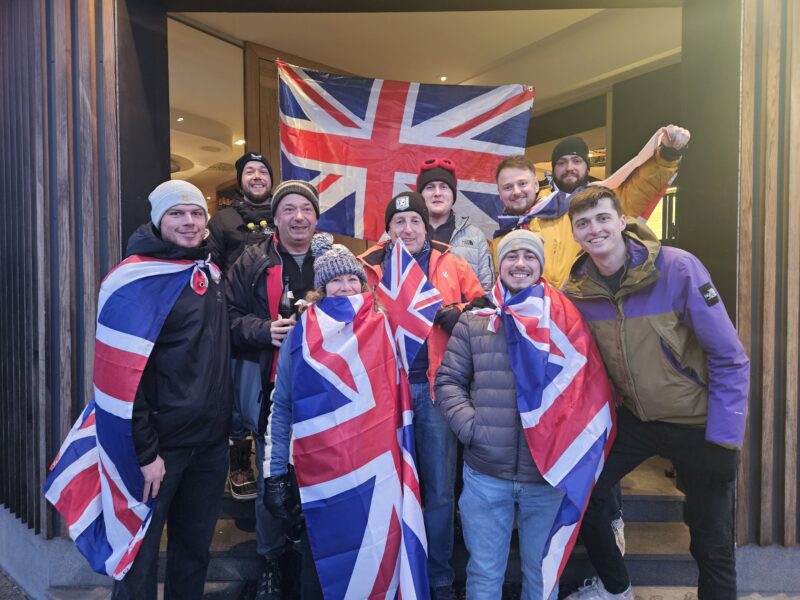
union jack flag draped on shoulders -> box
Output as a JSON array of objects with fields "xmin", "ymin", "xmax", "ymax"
[
  {"xmin": 43, "ymin": 255, "xmax": 220, "ymax": 579},
  {"xmin": 277, "ymin": 59, "xmax": 535, "ymax": 241},
  {"xmin": 477, "ymin": 280, "xmax": 616, "ymax": 599},
  {"xmin": 289, "ymin": 286, "xmax": 438, "ymax": 599}
]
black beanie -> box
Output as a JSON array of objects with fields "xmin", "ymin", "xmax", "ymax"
[
  {"xmin": 416, "ymin": 166, "xmax": 457, "ymax": 200},
  {"xmin": 551, "ymin": 136, "xmax": 590, "ymax": 170},
  {"xmin": 385, "ymin": 192, "xmax": 429, "ymax": 231},
  {"xmin": 235, "ymin": 152, "xmax": 274, "ymax": 188}
]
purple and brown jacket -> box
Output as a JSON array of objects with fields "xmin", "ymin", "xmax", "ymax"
[{"xmin": 564, "ymin": 221, "xmax": 749, "ymax": 448}]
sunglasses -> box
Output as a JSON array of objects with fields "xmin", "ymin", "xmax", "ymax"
[{"xmin": 420, "ymin": 158, "xmax": 456, "ymax": 174}]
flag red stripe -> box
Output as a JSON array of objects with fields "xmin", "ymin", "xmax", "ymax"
[
  {"xmin": 439, "ymin": 89, "xmax": 535, "ymax": 138},
  {"xmin": 56, "ymin": 467, "xmax": 101, "ymax": 526},
  {"xmin": 280, "ymin": 64, "xmax": 359, "ymax": 128},
  {"xmin": 93, "ymin": 340, "xmax": 149, "ymax": 403}
]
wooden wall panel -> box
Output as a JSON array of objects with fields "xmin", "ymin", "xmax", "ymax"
[
  {"xmin": 0, "ymin": 0, "xmax": 120, "ymax": 535},
  {"xmin": 738, "ymin": 0, "xmax": 800, "ymax": 545}
]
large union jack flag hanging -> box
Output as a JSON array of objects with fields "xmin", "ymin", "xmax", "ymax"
[
  {"xmin": 479, "ymin": 281, "xmax": 616, "ymax": 599},
  {"xmin": 43, "ymin": 255, "xmax": 219, "ymax": 579},
  {"xmin": 289, "ymin": 292, "xmax": 431, "ymax": 599},
  {"xmin": 277, "ymin": 60, "xmax": 535, "ymax": 241}
]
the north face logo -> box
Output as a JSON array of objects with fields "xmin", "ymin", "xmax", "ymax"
[{"xmin": 699, "ymin": 282, "xmax": 719, "ymax": 307}]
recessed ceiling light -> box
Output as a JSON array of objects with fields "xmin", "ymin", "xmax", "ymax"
[
  {"xmin": 234, "ymin": 139, "xmax": 246, "ymax": 146},
  {"xmin": 206, "ymin": 196, "xmax": 211, "ymax": 200},
  {"xmin": 176, "ymin": 117, "xmax": 184, "ymax": 122},
  {"xmin": 439, "ymin": 75, "xmax": 448, "ymax": 82}
]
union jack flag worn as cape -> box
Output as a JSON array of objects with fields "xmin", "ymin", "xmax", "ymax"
[
  {"xmin": 478, "ymin": 280, "xmax": 616, "ymax": 598},
  {"xmin": 289, "ymin": 292, "xmax": 430, "ymax": 599},
  {"xmin": 44, "ymin": 255, "xmax": 220, "ymax": 579},
  {"xmin": 277, "ymin": 60, "xmax": 535, "ymax": 241}
]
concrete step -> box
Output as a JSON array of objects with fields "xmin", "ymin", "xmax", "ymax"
[{"xmin": 46, "ymin": 582, "xmax": 249, "ymax": 599}]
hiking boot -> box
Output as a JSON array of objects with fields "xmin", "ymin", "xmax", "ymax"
[
  {"xmin": 565, "ymin": 577, "xmax": 633, "ymax": 599},
  {"xmin": 228, "ymin": 437, "xmax": 257, "ymax": 501},
  {"xmin": 255, "ymin": 557, "xmax": 283, "ymax": 600}
]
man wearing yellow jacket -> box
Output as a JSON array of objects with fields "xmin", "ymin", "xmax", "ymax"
[{"xmin": 492, "ymin": 124, "xmax": 690, "ymax": 289}]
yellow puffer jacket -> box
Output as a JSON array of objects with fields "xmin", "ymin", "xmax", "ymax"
[{"xmin": 493, "ymin": 149, "xmax": 681, "ymax": 289}]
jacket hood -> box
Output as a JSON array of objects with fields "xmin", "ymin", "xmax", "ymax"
[
  {"xmin": 565, "ymin": 218, "xmax": 661, "ymax": 298},
  {"xmin": 125, "ymin": 222, "xmax": 209, "ymax": 261}
]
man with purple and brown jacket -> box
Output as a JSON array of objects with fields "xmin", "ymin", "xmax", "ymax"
[{"xmin": 563, "ymin": 186, "xmax": 749, "ymax": 600}]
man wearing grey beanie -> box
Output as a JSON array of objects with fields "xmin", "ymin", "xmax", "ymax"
[
  {"xmin": 109, "ymin": 179, "xmax": 232, "ymax": 600},
  {"xmin": 436, "ymin": 228, "xmax": 607, "ymax": 600}
]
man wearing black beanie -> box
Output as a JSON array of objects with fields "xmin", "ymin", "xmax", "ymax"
[
  {"xmin": 207, "ymin": 152, "xmax": 275, "ymax": 273},
  {"xmin": 206, "ymin": 153, "xmax": 275, "ymax": 513},
  {"xmin": 416, "ymin": 158, "xmax": 495, "ymax": 292}
]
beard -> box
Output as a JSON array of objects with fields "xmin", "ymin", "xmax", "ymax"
[
  {"xmin": 242, "ymin": 188, "xmax": 270, "ymax": 204},
  {"xmin": 554, "ymin": 173, "xmax": 590, "ymax": 194}
]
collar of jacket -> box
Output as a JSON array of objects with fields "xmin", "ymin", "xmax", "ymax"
[{"xmin": 565, "ymin": 218, "xmax": 661, "ymax": 300}]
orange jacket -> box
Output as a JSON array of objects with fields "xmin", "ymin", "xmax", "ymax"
[{"xmin": 358, "ymin": 240, "xmax": 485, "ymax": 394}]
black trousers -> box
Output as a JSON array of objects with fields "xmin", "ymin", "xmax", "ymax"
[
  {"xmin": 111, "ymin": 440, "xmax": 228, "ymax": 600},
  {"xmin": 579, "ymin": 407, "xmax": 739, "ymax": 599}
]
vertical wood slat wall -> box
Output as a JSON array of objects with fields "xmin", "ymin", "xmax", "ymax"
[
  {"xmin": 738, "ymin": 0, "xmax": 800, "ymax": 546},
  {"xmin": 0, "ymin": 0, "xmax": 120, "ymax": 535}
]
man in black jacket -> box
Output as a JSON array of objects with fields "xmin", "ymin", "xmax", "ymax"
[
  {"xmin": 112, "ymin": 179, "xmax": 233, "ymax": 600},
  {"xmin": 226, "ymin": 180, "xmax": 323, "ymax": 600},
  {"xmin": 208, "ymin": 151, "xmax": 276, "ymax": 502}
]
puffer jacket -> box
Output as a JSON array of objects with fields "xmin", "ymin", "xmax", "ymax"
[
  {"xmin": 434, "ymin": 311, "xmax": 543, "ymax": 482},
  {"xmin": 564, "ymin": 221, "xmax": 750, "ymax": 448},
  {"xmin": 449, "ymin": 216, "xmax": 494, "ymax": 292},
  {"xmin": 358, "ymin": 240, "xmax": 485, "ymax": 390},
  {"xmin": 493, "ymin": 148, "xmax": 682, "ymax": 289}
]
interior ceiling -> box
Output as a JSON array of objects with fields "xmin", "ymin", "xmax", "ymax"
[{"xmin": 168, "ymin": 8, "xmax": 681, "ymax": 202}]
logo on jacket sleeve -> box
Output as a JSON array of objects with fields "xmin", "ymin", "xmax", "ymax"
[{"xmin": 699, "ymin": 282, "xmax": 719, "ymax": 307}]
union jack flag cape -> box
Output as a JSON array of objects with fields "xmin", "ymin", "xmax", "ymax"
[
  {"xmin": 477, "ymin": 280, "xmax": 615, "ymax": 598},
  {"xmin": 289, "ymin": 288, "xmax": 437, "ymax": 599},
  {"xmin": 277, "ymin": 60, "xmax": 535, "ymax": 241},
  {"xmin": 43, "ymin": 255, "xmax": 220, "ymax": 579}
]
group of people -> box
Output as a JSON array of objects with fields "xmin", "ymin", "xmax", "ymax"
[{"xmin": 103, "ymin": 123, "xmax": 749, "ymax": 600}]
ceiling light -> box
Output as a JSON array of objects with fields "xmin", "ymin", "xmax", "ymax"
[
  {"xmin": 176, "ymin": 116, "xmax": 184, "ymax": 122},
  {"xmin": 439, "ymin": 75, "xmax": 448, "ymax": 82},
  {"xmin": 206, "ymin": 196, "xmax": 211, "ymax": 200},
  {"xmin": 234, "ymin": 139, "xmax": 246, "ymax": 146}
]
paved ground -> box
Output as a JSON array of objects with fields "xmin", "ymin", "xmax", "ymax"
[{"xmin": 0, "ymin": 569, "xmax": 27, "ymax": 600}]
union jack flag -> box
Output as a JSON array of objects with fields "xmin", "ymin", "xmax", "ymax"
[
  {"xmin": 44, "ymin": 255, "xmax": 220, "ymax": 579},
  {"xmin": 289, "ymin": 293, "xmax": 430, "ymax": 599},
  {"xmin": 479, "ymin": 280, "xmax": 615, "ymax": 598},
  {"xmin": 375, "ymin": 239, "xmax": 444, "ymax": 371},
  {"xmin": 277, "ymin": 60, "xmax": 535, "ymax": 241}
]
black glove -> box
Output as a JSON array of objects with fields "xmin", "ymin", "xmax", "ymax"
[
  {"xmin": 465, "ymin": 295, "xmax": 491, "ymax": 311},
  {"xmin": 263, "ymin": 473, "xmax": 304, "ymax": 541},
  {"xmin": 434, "ymin": 304, "xmax": 462, "ymax": 334}
]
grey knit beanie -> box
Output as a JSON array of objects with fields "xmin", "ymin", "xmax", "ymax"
[
  {"xmin": 313, "ymin": 244, "xmax": 368, "ymax": 290},
  {"xmin": 496, "ymin": 229, "xmax": 545, "ymax": 270},
  {"xmin": 148, "ymin": 179, "xmax": 208, "ymax": 228}
]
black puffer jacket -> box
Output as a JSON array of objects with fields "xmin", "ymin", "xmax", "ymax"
[
  {"xmin": 127, "ymin": 223, "xmax": 233, "ymax": 466},
  {"xmin": 206, "ymin": 192, "xmax": 273, "ymax": 271},
  {"xmin": 434, "ymin": 310, "xmax": 543, "ymax": 483}
]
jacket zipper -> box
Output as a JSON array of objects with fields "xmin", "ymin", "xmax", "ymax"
[{"xmin": 613, "ymin": 296, "xmax": 648, "ymax": 419}]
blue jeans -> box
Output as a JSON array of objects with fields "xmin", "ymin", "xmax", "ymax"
[
  {"xmin": 256, "ymin": 435, "xmax": 291, "ymax": 558},
  {"xmin": 411, "ymin": 381, "xmax": 457, "ymax": 588},
  {"xmin": 459, "ymin": 464, "xmax": 562, "ymax": 600}
]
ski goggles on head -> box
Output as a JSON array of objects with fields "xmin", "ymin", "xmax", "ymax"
[{"xmin": 419, "ymin": 157, "xmax": 456, "ymax": 174}]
